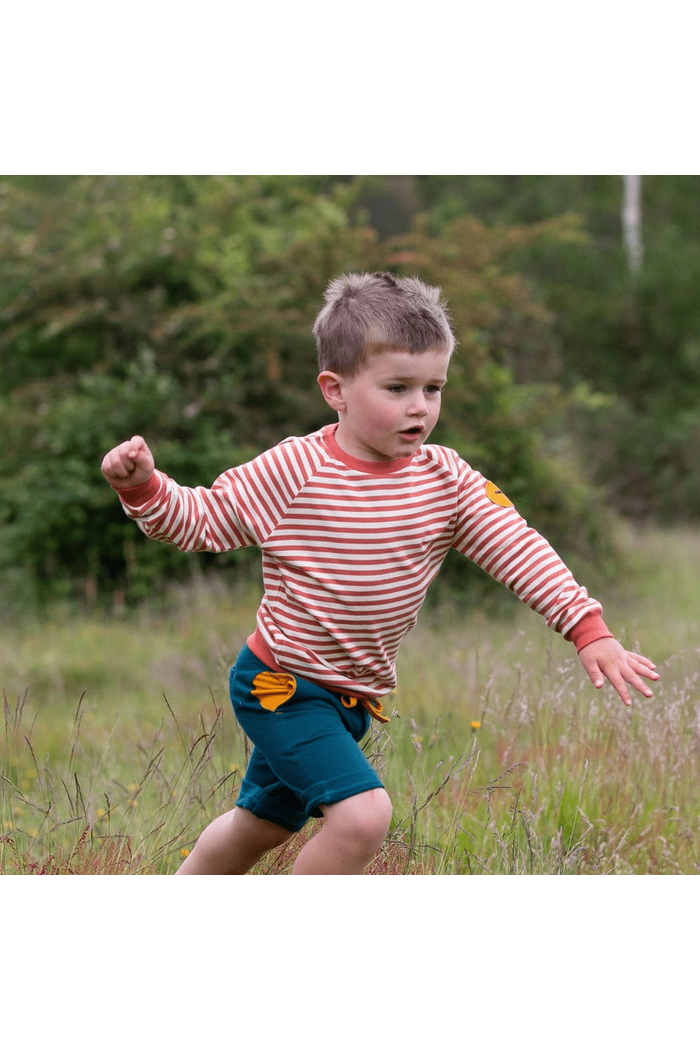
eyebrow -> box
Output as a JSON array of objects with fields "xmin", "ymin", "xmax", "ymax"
[{"xmin": 383, "ymin": 375, "xmax": 448, "ymax": 384}]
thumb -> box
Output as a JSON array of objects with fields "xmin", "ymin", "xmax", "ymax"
[
  {"xmin": 579, "ymin": 653, "xmax": 605, "ymax": 690},
  {"xmin": 128, "ymin": 434, "xmax": 150, "ymax": 458},
  {"xmin": 126, "ymin": 436, "xmax": 155, "ymax": 470}
]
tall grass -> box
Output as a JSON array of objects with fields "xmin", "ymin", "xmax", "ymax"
[{"xmin": 2, "ymin": 526, "xmax": 699, "ymax": 875}]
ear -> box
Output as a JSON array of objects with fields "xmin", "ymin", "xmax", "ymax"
[{"xmin": 317, "ymin": 371, "xmax": 347, "ymax": 412}]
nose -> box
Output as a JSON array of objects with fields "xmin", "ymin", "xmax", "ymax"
[{"xmin": 409, "ymin": 394, "xmax": 428, "ymax": 417}]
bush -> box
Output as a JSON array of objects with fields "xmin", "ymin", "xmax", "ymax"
[{"xmin": 1, "ymin": 176, "xmax": 616, "ymax": 604}]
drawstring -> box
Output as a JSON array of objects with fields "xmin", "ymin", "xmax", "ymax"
[{"xmin": 340, "ymin": 694, "xmax": 390, "ymax": 724}]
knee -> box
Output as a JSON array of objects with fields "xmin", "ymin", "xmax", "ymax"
[{"xmin": 327, "ymin": 789, "xmax": 393, "ymax": 852}]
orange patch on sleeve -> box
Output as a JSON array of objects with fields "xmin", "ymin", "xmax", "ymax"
[{"xmin": 485, "ymin": 480, "xmax": 514, "ymax": 508}]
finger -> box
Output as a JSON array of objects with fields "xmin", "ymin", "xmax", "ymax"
[
  {"xmin": 613, "ymin": 659, "xmax": 656, "ymax": 701},
  {"xmin": 127, "ymin": 435, "xmax": 148, "ymax": 459},
  {"xmin": 581, "ymin": 657, "xmax": 606, "ymax": 691},
  {"xmin": 101, "ymin": 449, "xmax": 130, "ymax": 479},
  {"xmin": 102, "ymin": 442, "xmax": 143, "ymax": 480},
  {"xmin": 106, "ymin": 445, "xmax": 134, "ymax": 479},
  {"xmin": 598, "ymin": 669, "xmax": 634, "ymax": 706},
  {"xmin": 585, "ymin": 659, "xmax": 651, "ymax": 706},
  {"xmin": 636, "ymin": 654, "xmax": 657, "ymax": 669},
  {"xmin": 126, "ymin": 436, "xmax": 154, "ymax": 469},
  {"xmin": 627, "ymin": 653, "xmax": 659, "ymax": 679},
  {"xmin": 578, "ymin": 649, "xmax": 605, "ymax": 685},
  {"xmin": 624, "ymin": 668, "xmax": 655, "ymax": 698},
  {"xmin": 630, "ymin": 664, "xmax": 660, "ymax": 683}
]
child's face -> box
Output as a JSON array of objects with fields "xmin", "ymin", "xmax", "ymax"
[{"xmin": 322, "ymin": 345, "xmax": 451, "ymax": 462}]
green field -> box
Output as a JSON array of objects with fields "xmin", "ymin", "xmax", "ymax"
[{"xmin": 2, "ymin": 526, "xmax": 699, "ymax": 875}]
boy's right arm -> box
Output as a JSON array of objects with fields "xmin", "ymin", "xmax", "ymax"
[
  {"xmin": 101, "ymin": 435, "xmax": 155, "ymax": 490},
  {"xmin": 100, "ymin": 434, "xmax": 260, "ymax": 555}
]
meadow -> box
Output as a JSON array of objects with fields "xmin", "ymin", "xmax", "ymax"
[{"xmin": 2, "ymin": 525, "xmax": 699, "ymax": 876}]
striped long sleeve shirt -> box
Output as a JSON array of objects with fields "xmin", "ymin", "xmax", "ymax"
[{"xmin": 116, "ymin": 423, "xmax": 611, "ymax": 699}]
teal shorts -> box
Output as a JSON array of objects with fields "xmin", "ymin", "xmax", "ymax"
[{"xmin": 229, "ymin": 645, "xmax": 385, "ymax": 832}]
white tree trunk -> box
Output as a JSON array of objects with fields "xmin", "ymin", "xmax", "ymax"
[{"xmin": 622, "ymin": 175, "xmax": 643, "ymax": 273}]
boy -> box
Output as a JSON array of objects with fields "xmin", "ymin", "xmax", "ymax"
[{"xmin": 101, "ymin": 272, "xmax": 658, "ymax": 875}]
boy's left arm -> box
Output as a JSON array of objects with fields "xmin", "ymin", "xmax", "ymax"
[
  {"xmin": 576, "ymin": 635, "xmax": 659, "ymax": 707},
  {"xmin": 449, "ymin": 460, "xmax": 659, "ymax": 706}
]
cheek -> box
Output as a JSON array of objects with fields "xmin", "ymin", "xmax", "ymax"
[
  {"xmin": 364, "ymin": 394, "xmax": 395, "ymax": 421},
  {"xmin": 379, "ymin": 400, "xmax": 402, "ymax": 424}
]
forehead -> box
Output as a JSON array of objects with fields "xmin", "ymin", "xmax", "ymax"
[{"xmin": 362, "ymin": 344, "xmax": 451, "ymax": 379}]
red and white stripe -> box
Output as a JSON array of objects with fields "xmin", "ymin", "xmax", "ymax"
[{"xmin": 117, "ymin": 424, "xmax": 603, "ymax": 698}]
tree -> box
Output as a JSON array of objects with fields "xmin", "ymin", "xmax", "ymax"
[
  {"xmin": 0, "ymin": 176, "xmax": 382, "ymax": 601},
  {"xmin": 0, "ymin": 175, "xmax": 616, "ymax": 607},
  {"xmin": 406, "ymin": 175, "xmax": 700, "ymax": 519},
  {"xmin": 622, "ymin": 175, "xmax": 643, "ymax": 274}
]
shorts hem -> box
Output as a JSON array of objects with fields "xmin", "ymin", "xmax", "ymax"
[
  {"xmin": 303, "ymin": 773, "xmax": 385, "ymax": 814},
  {"xmin": 236, "ymin": 784, "xmax": 309, "ymax": 833},
  {"xmin": 237, "ymin": 774, "xmax": 384, "ymax": 832}
]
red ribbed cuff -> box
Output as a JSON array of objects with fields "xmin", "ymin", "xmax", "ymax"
[
  {"xmin": 114, "ymin": 472, "xmax": 163, "ymax": 507},
  {"xmin": 567, "ymin": 613, "xmax": 614, "ymax": 652}
]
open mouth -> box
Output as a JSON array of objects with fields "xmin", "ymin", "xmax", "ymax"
[{"xmin": 400, "ymin": 426, "xmax": 424, "ymax": 437}]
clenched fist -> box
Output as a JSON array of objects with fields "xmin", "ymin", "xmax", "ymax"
[{"xmin": 101, "ymin": 435, "xmax": 155, "ymax": 489}]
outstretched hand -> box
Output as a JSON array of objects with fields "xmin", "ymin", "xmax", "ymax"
[
  {"xmin": 578, "ymin": 637, "xmax": 659, "ymax": 707},
  {"xmin": 101, "ymin": 435, "xmax": 155, "ymax": 489}
]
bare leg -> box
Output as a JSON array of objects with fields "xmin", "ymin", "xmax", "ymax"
[
  {"xmin": 293, "ymin": 788, "xmax": 392, "ymax": 875},
  {"xmin": 176, "ymin": 806, "xmax": 293, "ymax": 875}
]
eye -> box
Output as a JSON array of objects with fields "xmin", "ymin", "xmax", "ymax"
[
  {"xmin": 425, "ymin": 385, "xmax": 443, "ymax": 394},
  {"xmin": 387, "ymin": 384, "xmax": 406, "ymax": 393}
]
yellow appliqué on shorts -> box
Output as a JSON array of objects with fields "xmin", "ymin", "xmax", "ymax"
[
  {"xmin": 251, "ymin": 671, "xmax": 297, "ymax": 711},
  {"xmin": 485, "ymin": 480, "xmax": 514, "ymax": 508}
]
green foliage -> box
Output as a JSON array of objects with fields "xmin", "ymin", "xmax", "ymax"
[
  {"xmin": 0, "ymin": 175, "xmax": 382, "ymax": 600},
  {"xmin": 407, "ymin": 175, "xmax": 700, "ymax": 520},
  {"xmin": 8, "ymin": 173, "xmax": 697, "ymax": 603}
]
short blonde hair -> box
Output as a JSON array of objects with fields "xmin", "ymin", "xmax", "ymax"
[{"xmin": 313, "ymin": 271, "xmax": 456, "ymax": 376}]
